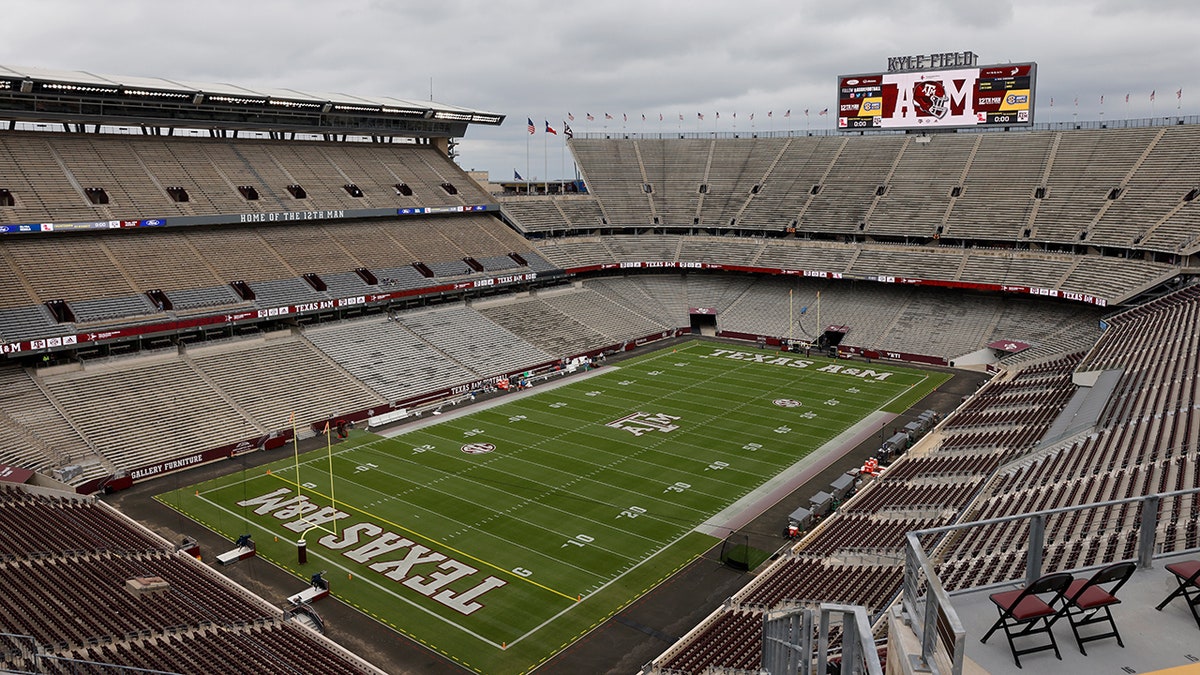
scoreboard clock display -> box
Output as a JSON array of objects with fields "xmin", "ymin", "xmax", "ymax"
[{"xmin": 837, "ymin": 62, "xmax": 1036, "ymax": 131}]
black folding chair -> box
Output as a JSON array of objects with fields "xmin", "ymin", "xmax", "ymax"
[
  {"xmin": 1060, "ymin": 561, "xmax": 1136, "ymax": 654},
  {"xmin": 981, "ymin": 572, "xmax": 1073, "ymax": 668},
  {"xmin": 1155, "ymin": 559, "xmax": 1200, "ymax": 630}
]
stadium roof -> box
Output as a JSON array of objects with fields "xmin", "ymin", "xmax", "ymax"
[{"xmin": 0, "ymin": 64, "xmax": 504, "ymax": 137}]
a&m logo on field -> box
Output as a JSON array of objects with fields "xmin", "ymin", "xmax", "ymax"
[
  {"xmin": 606, "ymin": 412, "xmax": 681, "ymax": 436},
  {"xmin": 461, "ymin": 443, "xmax": 495, "ymax": 454}
]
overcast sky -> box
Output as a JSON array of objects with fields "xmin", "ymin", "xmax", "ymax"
[{"xmin": 1, "ymin": 0, "xmax": 1196, "ymax": 182}]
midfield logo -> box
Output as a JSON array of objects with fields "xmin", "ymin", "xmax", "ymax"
[{"xmin": 606, "ymin": 412, "xmax": 681, "ymax": 436}]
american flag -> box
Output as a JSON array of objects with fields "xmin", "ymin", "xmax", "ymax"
[{"xmin": 527, "ymin": 118, "xmax": 535, "ymax": 134}]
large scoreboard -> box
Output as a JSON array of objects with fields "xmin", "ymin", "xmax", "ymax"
[{"xmin": 837, "ymin": 62, "xmax": 1036, "ymax": 131}]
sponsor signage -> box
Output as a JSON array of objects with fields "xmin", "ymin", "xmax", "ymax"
[{"xmin": 0, "ymin": 205, "xmax": 499, "ymax": 236}]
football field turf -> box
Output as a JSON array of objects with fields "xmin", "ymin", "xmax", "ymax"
[{"xmin": 158, "ymin": 340, "xmax": 949, "ymax": 673}]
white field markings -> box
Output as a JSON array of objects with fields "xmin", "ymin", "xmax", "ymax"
[
  {"xmin": 353, "ymin": 423, "xmax": 723, "ymax": 550},
  {"xmin": 194, "ymin": 493, "xmax": 514, "ymax": 649},
  {"xmin": 505, "ymin": 361, "xmax": 913, "ymax": 470},
  {"xmin": 322, "ymin": 452, "xmax": 637, "ymax": 580},
  {"xmin": 332, "ymin": 446, "xmax": 662, "ymax": 559}
]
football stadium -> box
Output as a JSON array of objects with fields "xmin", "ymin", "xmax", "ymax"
[{"xmin": 0, "ymin": 56, "xmax": 1198, "ymax": 675}]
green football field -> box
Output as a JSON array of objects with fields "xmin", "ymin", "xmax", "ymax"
[{"xmin": 157, "ymin": 340, "xmax": 948, "ymax": 674}]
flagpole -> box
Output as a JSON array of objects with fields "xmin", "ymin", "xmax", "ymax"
[
  {"xmin": 326, "ymin": 422, "xmax": 337, "ymax": 536},
  {"xmin": 543, "ymin": 123, "xmax": 548, "ymax": 195},
  {"xmin": 291, "ymin": 412, "xmax": 300, "ymax": 499},
  {"xmin": 525, "ymin": 119, "xmax": 531, "ymax": 196}
]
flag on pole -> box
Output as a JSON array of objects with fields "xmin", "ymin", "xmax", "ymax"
[
  {"xmin": 563, "ymin": 122, "xmax": 573, "ymax": 140},
  {"xmin": 567, "ymin": 112, "xmax": 575, "ymax": 121},
  {"xmin": 716, "ymin": 111, "xmax": 720, "ymax": 119},
  {"xmin": 1100, "ymin": 95, "xmax": 1104, "ymax": 105},
  {"xmin": 604, "ymin": 112, "xmax": 613, "ymax": 120},
  {"xmin": 749, "ymin": 113, "xmax": 755, "ymax": 120},
  {"xmin": 678, "ymin": 113, "xmax": 683, "ymax": 121},
  {"xmin": 659, "ymin": 113, "xmax": 663, "ymax": 121},
  {"xmin": 1178, "ymin": 88, "xmax": 1184, "ymax": 100},
  {"xmin": 1073, "ymin": 96, "xmax": 1078, "ymax": 107},
  {"xmin": 785, "ymin": 109, "xmax": 791, "ymax": 118},
  {"xmin": 768, "ymin": 110, "xmax": 773, "ymax": 118},
  {"xmin": 545, "ymin": 121, "xmax": 557, "ymax": 135},
  {"xmin": 514, "ymin": 169, "xmax": 523, "ymax": 181},
  {"xmin": 1125, "ymin": 93, "xmax": 1130, "ymax": 103},
  {"xmin": 623, "ymin": 113, "xmax": 628, "ymax": 122},
  {"xmin": 697, "ymin": 112, "xmax": 704, "ymax": 120},
  {"xmin": 818, "ymin": 108, "xmax": 828, "ymax": 116},
  {"xmin": 586, "ymin": 113, "xmax": 594, "ymax": 121},
  {"xmin": 527, "ymin": 118, "xmax": 535, "ymax": 134},
  {"xmin": 1050, "ymin": 97, "xmax": 1054, "ymax": 107},
  {"xmin": 641, "ymin": 113, "xmax": 646, "ymax": 122},
  {"xmin": 1150, "ymin": 90, "xmax": 1156, "ymax": 101}
]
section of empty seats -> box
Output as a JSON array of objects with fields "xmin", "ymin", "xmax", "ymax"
[
  {"xmin": 183, "ymin": 227, "xmax": 293, "ymax": 283},
  {"xmin": 0, "ymin": 368, "xmax": 91, "ymax": 469},
  {"xmin": 322, "ymin": 144, "xmax": 416, "ymax": 205},
  {"xmin": 1059, "ymin": 257, "xmax": 1177, "ymax": 303},
  {"xmin": 957, "ymin": 252, "xmax": 1075, "ymax": 289},
  {"xmin": 847, "ymin": 246, "xmax": 965, "ymax": 282},
  {"xmin": 304, "ymin": 316, "xmax": 476, "ymax": 403},
  {"xmin": 754, "ymin": 241, "xmax": 856, "ymax": 273},
  {"xmin": 697, "ymin": 139, "xmax": 782, "ymax": 229},
  {"xmin": 944, "ymin": 132, "xmax": 1053, "ymax": 240},
  {"xmin": 105, "ymin": 229, "xmax": 228, "ymax": 292},
  {"xmin": 659, "ymin": 609, "xmax": 765, "ymax": 674},
  {"xmin": 501, "ymin": 198, "xmax": 570, "ymax": 232},
  {"xmin": 604, "ymin": 233, "xmax": 679, "ymax": 261},
  {"xmin": 3, "ymin": 234, "xmax": 140, "ymax": 303},
  {"xmin": 735, "ymin": 136, "xmax": 845, "ymax": 229},
  {"xmin": 476, "ymin": 295, "xmax": 610, "ymax": 358},
  {"xmin": 255, "ymin": 223, "xmax": 364, "ymax": 274},
  {"xmin": 146, "ymin": 139, "xmax": 262, "ymax": 214},
  {"xmin": 0, "ymin": 257, "xmax": 40, "ymax": 310},
  {"xmin": 0, "ymin": 134, "xmax": 98, "ymax": 222},
  {"xmin": 532, "ymin": 237, "xmax": 616, "ymax": 268},
  {"xmin": 187, "ymin": 337, "xmax": 384, "ymax": 430},
  {"xmin": 49, "ymin": 136, "xmax": 165, "ymax": 216},
  {"xmin": 800, "ymin": 135, "xmax": 907, "ymax": 234},
  {"xmin": 395, "ymin": 304, "xmax": 553, "ymax": 378},
  {"xmin": 538, "ymin": 287, "xmax": 669, "ymax": 342},
  {"xmin": 583, "ymin": 277, "xmax": 685, "ymax": 328},
  {"xmin": 570, "ymin": 139, "xmax": 655, "ymax": 226},
  {"xmin": 867, "ymin": 134, "xmax": 976, "ymax": 236},
  {"xmin": 1091, "ymin": 126, "xmax": 1200, "ymax": 249},
  {"xmin": 677, "ymin": 236, "xmax": 764, "ymax": 265},
  {"xmin": 40, "ymin": 358, "xmax": 260, "ymax": 471},
  {"xmin": 739, "ymin": 559, "xmax": 904, "ymax": 615},
  {"xmin": 554, "ymin": 196, "xmax": 606, "ymax": 230},
  {"xmin": 640, "ymin": 137, "xmax": 708, "ymax": 227},
  {"xmin": 1031, "ymin": 128, "xmax": 1161, "ymax": 243}
]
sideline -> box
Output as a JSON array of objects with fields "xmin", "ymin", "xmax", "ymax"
[
  {"xmin": 372, "ymin": 365, "xmax": 614, "ymax": 439},
  {"xmin": 695, "ymin": 410, "xmax": 894, "ymax": 537}
]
